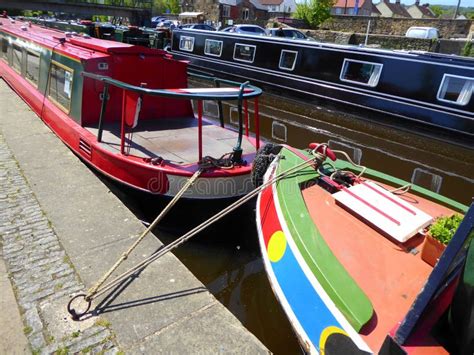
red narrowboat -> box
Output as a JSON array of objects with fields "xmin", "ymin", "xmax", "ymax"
[{"xmin": 0, "ymin": 17, "xmax": 263, "ymax": 200}]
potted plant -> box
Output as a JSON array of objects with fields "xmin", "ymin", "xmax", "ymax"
[{"xmin": 421, "ymin": 214, "xmax": 463, "ymax": 267}]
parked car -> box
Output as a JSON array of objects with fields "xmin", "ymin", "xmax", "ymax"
[
  {"xmin": 179, "ymin": 23, "xmax": 216, "ymax": 31},
  {"xmin": 156, "ymin": 20, "xmax": 176, "ymax": 30},
  {"xmin": 405, "ymin": 27, "xmax": 440, "ymax": 39},
  {"xmin": 221, "ymin": 24, "xmax": 266, "ymax": 35},
  {"xmin": 266, "ymin": 27, "xmax": 311, "ymax": 40},
  {"xmin": 151, "ymin": 16, "xmax": 167, "ymax": 27}
]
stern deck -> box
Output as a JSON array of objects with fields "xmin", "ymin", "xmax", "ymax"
[{"xmin": 86, "ymin": 118, "xmax": 255, "ymax": 165}]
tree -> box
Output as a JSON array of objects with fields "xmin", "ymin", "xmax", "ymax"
[
  {"xmin": 430, "ymin": 5, "xmax": 445, "ymax": 17},
  {"xmin": 153, "ymin": 0, "xmax": 167, "ymax": 14},
  {"xmin": 166, "ymin": 0, "xmax": 180, "ymax": 14},
  {"xmin": 293, "ymin": 0, "xmax": 335, "ymax": 28}
]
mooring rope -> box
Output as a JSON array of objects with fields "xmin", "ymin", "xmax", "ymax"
[
  {"xmin": 68, "ymin": 146, "xmax": 328, "ymax": 319},
  {"xmin": 84, "ymin": 169, "xmax": 202, "ymax": 301}
]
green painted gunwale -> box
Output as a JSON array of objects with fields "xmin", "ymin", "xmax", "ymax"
[{"xmin": 274, "ymin": 147, "xmax": 468, "ymax": 332}]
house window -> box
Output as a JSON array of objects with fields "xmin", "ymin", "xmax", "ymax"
[
  {"xmin": 222, "ymin": 5, "xmax": 230, "ymax": 17},
  {"xmin": 233, "ymin": 43, "xmax": 256, "ymax": 63},
  {"xmin": 437, "ymin": 74, "xmax": 473, "ymax": 106},
  {"xmin": 12, "ymin": 44, "xmax": 22, "ymax": 74},
  {"xmin": 279, "ymin": 50, "xmax": 298, "ymax": 71},
  {"xmin": 25, "ymin": 50, "xmax": 40, "ymax": 86},
  {"xmin": 204, "ymin": 39, "xmax": 223, "ymax": 57},
  {"xmin": 242, "ymin": 8, "xmax": 249, "ymax": 20},
  {"xmin": 179, "ymin": 36, "xmax": 194, "ymax": 52},
  {"xmin": 49, "ymin": 61, "xmax": 73, "ymax": 113},
  {"xmin": 340, "ymin": 59, "xmax": 383, "ymax": 87}
]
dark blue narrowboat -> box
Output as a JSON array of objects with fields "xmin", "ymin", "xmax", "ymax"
[{"xmin": 169, "ymin": 29, "xmax": 474, "ymax": 140}]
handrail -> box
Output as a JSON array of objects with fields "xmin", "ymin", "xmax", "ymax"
[
  {"xmin": 83, "ymin": 72, "xmax": 262, "ymax": 160},
  {"xmin": 233, "ymin": 80, "xmax": 249, "ymax": 163},
  {"xmin": 82, "ymin": 72, "xmax": 262, "ymax": 100}
]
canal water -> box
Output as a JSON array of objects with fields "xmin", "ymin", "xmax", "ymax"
[{"xmin": 107, "ymin": 89, "xmax": 473, "ymax": 354}]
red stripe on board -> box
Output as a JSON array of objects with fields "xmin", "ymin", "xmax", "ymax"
[
  {"xmin": 340, "ymin": 186, "xmax": 401, "ymax": 226},
  {"xmin": 361, "ymin": 181, "xmax": 416, "ymax": 215}
]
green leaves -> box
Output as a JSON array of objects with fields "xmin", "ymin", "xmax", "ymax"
[
  {"xmin": 293, "ymin": 0, "xmax": 335, "ymax": 28},
  {"xmin": 153, "ymin": 0, "xmax": 180, "ymax": 15},
  {"xmin": 429, "ymin": 214, "xmax": 463, "ymax": 245}
]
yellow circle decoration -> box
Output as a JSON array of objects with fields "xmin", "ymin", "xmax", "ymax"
[
  {"xmin": 319, "ymin": 326, "xmax": 348, "ymax": 354},
  {"xmin": 267, "ymin": 231, "xmax": 287, "ymax": 263}
]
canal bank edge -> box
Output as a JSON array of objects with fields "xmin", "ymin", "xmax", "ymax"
[{"xmin": 0, "ymin": 79, "xmax": 269, "ymax": 354}]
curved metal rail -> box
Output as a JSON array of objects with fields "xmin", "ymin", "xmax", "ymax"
[
  {"xmin": 82, "ymin": 71, "xmax": 262, "ymax": 100},
  {"xmin": 83, "ymin": 71, "xmax": 262, "ymax": 161}
]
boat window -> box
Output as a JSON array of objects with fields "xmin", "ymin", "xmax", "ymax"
[
  {"xmin": 12, "ymin": 44, "xmax": 22, "ymax": 74},
  {"xmin": 437, "ymin": 74, "xmax": 473, "ymax": 106},
  {"xmin": 204, "ymin": 39, "xmax": 223, "ymax": 57},
  {"xmin": 0, "ymin": 34, "xmax": 9, "ymax": 62},
  {"xmin": 233, "ymin": 43, "xmax": 256, "ymax": 63},
  {"xmin": 48, "ymin": 61, "xmax": 73, "ymax": 113},
  {"xmin": 179, "ymin": 36, "xmax": 194, "ymax": 52},
  {"xmin": 25, "ymin": 50, "xmax": 40, "ymax": 86},
  {"xmin": 279, "ymin": 50, "xmax": 298, "ymax": 71},
  {"xmin": 340, "ymin": 59, "xmax": 383, "ymax": 87}
]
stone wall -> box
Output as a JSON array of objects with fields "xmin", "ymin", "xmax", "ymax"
[
  {"xmin": 439, "ymin": 39, "xmax": 474, "ymax": 56},
  {"xmin": 319, "ymin": 15, "xmax": 472, "ymax": 38},
  {"xmin": 353, "ymin": 33, "xmax": 438, "ymax": 51},
  {"xmin": 306, "ymin": 30, "xmax": 474, "ymax": 55},
  {"xmin": 306, "ymin": 30, "xmax": 354, "ymax": 44}
]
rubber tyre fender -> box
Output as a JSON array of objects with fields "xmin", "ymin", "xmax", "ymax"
[{"xmin": 251, "ymin": 143, "xmax": 282, "ymax": 187}]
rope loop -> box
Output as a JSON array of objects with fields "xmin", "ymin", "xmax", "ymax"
[{"xmin": 199, "ymin": 152, "xmax": 237, "ymax": 170}]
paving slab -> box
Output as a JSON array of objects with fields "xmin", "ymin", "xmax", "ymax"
[
  {"xmin": 0, "ymin": 255, "xmax": 31, "ymax": 355},
  {"xmin": 0, "ymin": 79, "xmax": 269, "ymax": 353}
]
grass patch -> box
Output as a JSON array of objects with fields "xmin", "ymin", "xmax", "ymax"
[
  {"xmin": 23, "ymin": 326, "xmax": 33, "ymax": 335},
  {"xmin": 94, "ymin": 318, "xmax": 111, "ymax": 328},
  {"xmin": 71, "ymin": 331, "xmax": 80, "ymax": 338},
  {"xmin": 55, "ymin": 346, "xmax": 69, "ymax": 355},
  {"xmin": 80, "ymin": 345, "xmax": 93, "ymax": 354}
]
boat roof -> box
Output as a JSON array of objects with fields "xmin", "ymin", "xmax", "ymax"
[
  {"xmin": 0, "ymin": 18, "xmax": 163, "ymax": 61},
  {"xmin": 176, "ymin": 28, "xmax": 474, "ymax": 67}
]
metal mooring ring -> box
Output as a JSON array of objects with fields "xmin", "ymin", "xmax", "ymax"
[{"xmin": 67, "ymin": 294, "xmax": 91, "ymax": 320}]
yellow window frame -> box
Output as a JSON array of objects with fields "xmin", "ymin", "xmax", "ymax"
[{"xmin": 48, "ymin": 59, "xmax": 74, "ymax": 114}]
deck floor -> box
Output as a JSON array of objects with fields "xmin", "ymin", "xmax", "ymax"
[
  {"xmin": 86, "ymin": 118, "xmax": 255, "ymax": 165},
  {"xmin": 302, "ymin": 182, "xmax": 455, "ymax": 352}
]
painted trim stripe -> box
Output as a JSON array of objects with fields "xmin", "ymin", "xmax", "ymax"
[
  {"xmin": 256, "ymin": 164, "xmax": 372, "ymax": 353},
  {"xmin": 322, "ymin": 176, "xmax": 400, "ymax": 225},
  {"xmin": 361, "ymin": 180, "xmax": 416, "ymax": 215}
]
